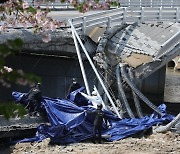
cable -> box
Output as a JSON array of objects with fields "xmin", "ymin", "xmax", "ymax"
[
  {"xmin": 128, "ymin": 67, "xmax": 143, "ymax": 118},
  {"xmin": 116, "ymin": 65, "xmax": 135, "ymax": 118},
  {"xmin": 121, "ymin": 65, "xmax": 163, "ymax": 116}
]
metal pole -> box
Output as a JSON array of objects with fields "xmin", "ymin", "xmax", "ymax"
[
  {"xmin": 82, "ymin": 17, "xmax": 86, "ymax": 35},
  {"xmin": 150, "ymin": 0, "xmax": 152, "ymax": 7},
  {"xmin": 71, "ymin": 25, "xmax": 91, "ymax": 95},
  {"xmin": 128, "ymin": 0, "xmax": 131, "ymax": 7},
  {"xmin": 159, "ymin": 6, "xmax": 162, "ymax": 22},
  {"xmin": 106, "ymin": 17, "xmax": 111, "ymax": 31},
  {"xmin": 69, "ymin": 20, "xmax": 122, "ymax": 119},
  {"xmin": 123, "ymin": 7, "xmax": 127, "ymax": 23},
  {"xmin": 140, "ymin": 7, "xmax": 144, "ymax": 23},
  {"xmin": 176, "ymin": 7, "xmax": 179, "ymax": 22}
]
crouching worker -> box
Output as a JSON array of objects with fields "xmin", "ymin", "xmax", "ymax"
[
  {"xmin": 26, "ymin": 83, "xmax": 42, "ymax": 116},
  {"xmin": 86, "ymin": 104, "xmax": 108, "ymax": 144}
]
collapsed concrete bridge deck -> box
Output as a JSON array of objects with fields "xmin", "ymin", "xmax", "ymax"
[
  {"xmin": 0, "ymin": 4, "xmax": 180, "ymax": 139},
  {"xmin": 0, "ymin": 20, "xmax": 179, "ymax": 105}
]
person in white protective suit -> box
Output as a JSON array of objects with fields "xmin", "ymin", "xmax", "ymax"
[{"xmin": 80, "ymin": 90, "xmax": 102, "ymax": 108}]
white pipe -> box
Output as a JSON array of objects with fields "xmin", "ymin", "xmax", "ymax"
[
  {"xmin": 154, "ymin": 31, "xmax": 180, "ymax": 60},
  {"xmin": 154, "ymin": 113, "xmax": 180, "ymax": 133},
  {"xmin": 69, "ymin": 20, "xmax": 122, "ymax": 119},
  {"xmin": 161, "ymin": 31, "xmax": 180, "ymax": 48},
  {"xmin": 71, "ymin": 25, "xmax": 91, "ymax": 95}
]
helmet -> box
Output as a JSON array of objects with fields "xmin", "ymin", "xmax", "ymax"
[
  {"xmin": 72, "ymin": 78, "xmax": 77, "ymax": 81},
  {"xmin": 72, "ymin": 78, "xmax": 77, "ymax": 83},
  {"xmin": 97, "ymin": 104, "xmax": 102, "ymax": 109},
  {"xmin": 36, "ymin": 83, "xmax": 41, "ymax": 88},
  {"xmin": 91, "ymin": 91, "xmax": 97, "ymax": 96}
]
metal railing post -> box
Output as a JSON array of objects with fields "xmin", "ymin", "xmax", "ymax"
[
  {"xmin": 32, "ymin": 0, "xmax": 34, "ymax": 7},
  {"xmin": 66, "ymin": 2, "xmax": 68, "ymax": 8},
  {"xmin": 151, "ymin": 0, "xmax": 152, "ymax": 7},
  {"xmin": 171, "ymin": 0, "xmax": 173, "ymax": 8},
  {"xmin": 82, "ymin": 17, "xmax": 86, "ymax": 35},
  {"xmin": 128, "ymin": 0, "xmax": 131, "ymax": 7},
  {"xmin": 176, "ymin": 7, "xmax": 179, "ymax": 22},
  {"xmin": 159, "ymin": 7, "xmax": 162, "ymax": 22},
  {"xmin": 140, "ymin": 7, "xmax": 144, "ymax": 23},
  {"xmin": 123, "ymin": 7, "xmax": 127, "ymax": 23},
  {"xmin": 106, "ymin": 17, "xmax": 111, "ymax": 31},
  {"xmin": 52, "ymin": 2, "xmax": 55, "ymax": 10},
  {"xmin": 140, "ymin": 0, "xmax": 142, "ymax": 7}
]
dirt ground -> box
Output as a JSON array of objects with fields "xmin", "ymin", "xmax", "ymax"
[{"xmin": 0, "ymin": 131, "xmax": 179, "ymax": 154}]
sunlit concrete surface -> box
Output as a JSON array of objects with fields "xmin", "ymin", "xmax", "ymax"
[
  {"xmin": 164, "ymin": 68, "xmax": 180, "ymax": 103},
  {"xmin": 173, "ymin": 56, "xmax": 180, "ymax": 70}
]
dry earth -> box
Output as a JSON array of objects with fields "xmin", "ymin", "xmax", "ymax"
[{"xmin": 1, "ymin": 131, "xmax": 179, "ymax": 154}]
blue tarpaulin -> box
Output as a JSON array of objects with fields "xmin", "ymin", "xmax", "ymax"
[{"xmin": 12, "ymin": 88, "xmax": 174, "ymax": 144}]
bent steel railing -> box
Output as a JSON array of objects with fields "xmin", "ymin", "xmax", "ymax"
[
  {"xmin": 26, "ymin": 0, "xmax": 180, "ymax": 9},
  {"xmin": 25, "ymin": 1, "xmax": 180, "ymax": 35},
  {"xmin": 71, "ymin": 7, "xmax": 180, "ymax": 34},
  {"xmin": 119, "ymin": 0, "xmax": 180, "ymax": 7}
]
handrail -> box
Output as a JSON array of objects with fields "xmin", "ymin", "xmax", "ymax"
[
  {"xmin": 71, "ymin": 7, "xmax": 180, "ymax": 34},
  {"xmin": 26, "ymin": 0, "xmax": 180, "ymax": 9}
]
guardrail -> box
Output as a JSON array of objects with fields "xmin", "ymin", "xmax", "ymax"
[
  {"xmin": 119, "ymin": 0, "xmax": 180, "ymax": 7},
  {"xmin": 25, "ymin": 1, "xmax": 180, "ymax": 35},
  {"xmin": 26, "ymin": 0, "xmax": 180, "ymax": 9},
  {"xmin": 71, "ymin": 7, "xmax": 180, "ymax": 34},
  {"xmin": 26, "ymin": 0, "xmax": 71, "ymax": 9}
]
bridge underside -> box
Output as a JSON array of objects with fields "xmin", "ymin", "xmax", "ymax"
[{"xmin": 94, "ymin": 22, "xmax": 180, "ymax": 80}]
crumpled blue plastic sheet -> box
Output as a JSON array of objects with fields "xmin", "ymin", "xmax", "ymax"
[{"xmin": 12, "ymin": 88, "xmax": 174, "ymax": 144}]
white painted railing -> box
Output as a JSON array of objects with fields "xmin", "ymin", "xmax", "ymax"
[
  {"xmin": 71, "ymin": 7, "xmax": 180, "ymax": 34},
  {"xmin": 119, "ymin": 0, "xmax": 180, "ymax": 7},
  {"xmin": 26, "ymin": 0, "xmax": 180, "ymax": 9}
]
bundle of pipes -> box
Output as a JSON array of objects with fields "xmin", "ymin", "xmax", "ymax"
[
  {"xmin": 115, "ymin": 64, "xmax": 163, "ymax": 118},
  {"xmin": 154, "ymin": 113, "xmax": 180, "ymax": 133}
]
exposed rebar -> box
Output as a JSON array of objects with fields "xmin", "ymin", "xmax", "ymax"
[
  {"xmin": 120, "ymin": 64, "xmax": 163, "ymax": 116},
  {"xmin": 128, "ymin": 68, "xmax": 143, "ymax": 118},
  {"xmin": 116, "ymin": 65, "xmax": 135, "ymax": 118}
]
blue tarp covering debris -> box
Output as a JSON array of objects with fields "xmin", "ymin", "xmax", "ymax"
[{"xmin": 12, "ymin": 88, "xmax": 174, "ymax": 144}]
